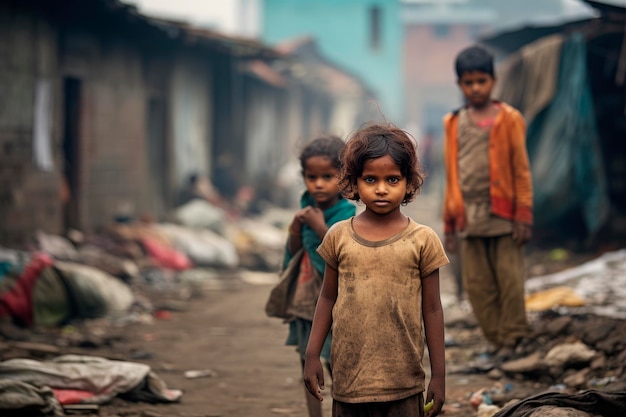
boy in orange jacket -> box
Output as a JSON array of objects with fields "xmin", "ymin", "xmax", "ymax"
[{"xmin": 443, "ymin": 45, "xmax": 532, "ymax": 360}]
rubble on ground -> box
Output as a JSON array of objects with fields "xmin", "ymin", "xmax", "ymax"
[{"xmin": 444, "ymin": 249, "xmax": 626, "ymax": 415}]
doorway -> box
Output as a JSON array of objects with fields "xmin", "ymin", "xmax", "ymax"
[
  {"xmin": 62, "ymin": 77, "xmax": 82, "ymax": 230},
  {"xmin": 147, "ymin": 96, "xmax": 169, "ymax": 216}
]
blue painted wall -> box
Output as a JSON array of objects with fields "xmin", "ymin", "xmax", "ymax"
[{"xmin": 263, "ymin": 0, "xmax": 404, "ymax": 124}]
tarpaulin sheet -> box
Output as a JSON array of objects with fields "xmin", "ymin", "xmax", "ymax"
[{"xmin": 526, "ymin": 32, "xmax": 610, "ymax": 234}]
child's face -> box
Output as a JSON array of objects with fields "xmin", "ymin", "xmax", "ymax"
[
  {"xmin": 356, "ymin": 155, "xmax": 407, "ymax": 216},
  {"xmin": 458, "ymin": 70, "xmax": 495, "ymax": 108},
  {"xmin": 303, "ymin": 156, "xmax": 341, "ymax": 210}
]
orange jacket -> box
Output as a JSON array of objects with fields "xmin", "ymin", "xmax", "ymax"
[{"xmin": 443, "ymin": 102, "xmax": 533, "ymax": 234}]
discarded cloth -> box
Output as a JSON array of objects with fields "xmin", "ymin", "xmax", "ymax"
[
  {"xmin": 493, "ymin": 389, "xmax": 626, "ymax": 417},
  {"xmin": 0, "ymin": 355, "xmax": 182, "ymax": 406},
  {"xmin": 0, "ymin": 379, "xmax": 63, "ymax": 416}
]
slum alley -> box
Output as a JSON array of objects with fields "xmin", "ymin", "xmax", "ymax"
[{"xmin": 2, "ymin": 0, "xmax": 626, "ymax": 416}]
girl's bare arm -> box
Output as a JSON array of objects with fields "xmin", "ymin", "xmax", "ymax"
[
  {"xmin": 422, "ymin": 269, "xmax": 446, "ymax": 416},
  {"xmin": 303, "ymin": 264, "xmax": 338, "ymax": 400}
]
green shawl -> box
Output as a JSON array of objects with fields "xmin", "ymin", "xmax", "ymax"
[{"xmin": 282, "ymin": 192, "xmax": 355, "ymax": 275}]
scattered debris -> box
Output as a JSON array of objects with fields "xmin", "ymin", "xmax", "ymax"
[{"xmin": 184, "ymin": 368, "xmax": 218, "ymax": 379}]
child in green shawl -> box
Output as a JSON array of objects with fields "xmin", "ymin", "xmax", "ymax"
[{"xmin": 284, "ymin": 135, "xmax": 355, "ymax": 417}]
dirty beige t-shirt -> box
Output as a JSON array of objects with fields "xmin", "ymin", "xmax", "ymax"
[
  {"xmin": 317, "ymin": 218, "xmax": 449, "ymax": 403},
  {"xmin": 457, "ymin": 108, "xmax": 513, "ymax": 237}
]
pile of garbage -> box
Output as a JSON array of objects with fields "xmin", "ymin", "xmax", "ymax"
[
  {"xmin": 0, "ymin": 199, "xmax": 289, "ymax": 330},
  {"xmin": 445, "ymin": 249, "xmax": 626, "ymax": 416},
  {"xmin": 0, "ymin": 199, "xmax": 291, "ymax": 415}
]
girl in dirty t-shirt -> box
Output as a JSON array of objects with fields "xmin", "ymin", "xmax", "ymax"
[
  {"xmin": 303, "ymin": 123, "xmax": 449, "ymax": 417},
  {"xmin": 284, "ymin": 135, "xmax": 356, "ymax": 417}
]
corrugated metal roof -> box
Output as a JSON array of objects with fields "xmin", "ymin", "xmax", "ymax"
[
  {"xmin": 96, "ymin": 0, "xmax": 282, "ymax": 59},
  {"xmin": 480, "ymin": 18, "xmax": 592, "ymax": 54},
  {"xmin": 480, "ymin": 0, "xmax": 624, "ymax": 54},
  {"xmin": 149, "ymin": 19, "xmax": 282, "ymax": 59}
]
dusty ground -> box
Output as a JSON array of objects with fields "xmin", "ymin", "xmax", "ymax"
[
  {"xmin": 86, "ymin": 194, "xmax": 540, "ymax": 417},
  {"xmin": 91, "ymin": 270, "xmax": 533, "ymax": 417}
]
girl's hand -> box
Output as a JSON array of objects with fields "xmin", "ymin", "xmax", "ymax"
[
  {"xmin": 303, "ymin": 356, "xmax": 325, "ymax": 401},
  {"xmin": 292, "ymin": 209, "xmax": 308, "ymax": 227},
  {"xmin": 297, "ymin": 207, "xmax": 326, "ymax": 237},
  {"xmin": 425, "ymin": 375, "xmax": 445, "ymax": 416},
  {"xmin": 297, "ymin": 206, "xmax": 324, "ymax": 226}
]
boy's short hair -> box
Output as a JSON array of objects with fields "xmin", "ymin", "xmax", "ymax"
[{"xmin": 455, "ymin": 46, "xmax": 494, "ymax": 79}]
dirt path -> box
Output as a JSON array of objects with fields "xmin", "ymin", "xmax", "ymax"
[
  {"xmin": 102, "ymin": 279, "xmax": 333, "ymax": 417},
  {"xmin": 93, "ymin": 194, "xmax": 536, "ymax": 416},
  {"xmin": 98, "ymin": 274, "xmax": 500, "ymax": 417}
]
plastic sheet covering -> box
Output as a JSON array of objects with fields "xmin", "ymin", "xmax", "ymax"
[{"xmin": 526, "ymin": 32, "xmax": 610, "ymax": 234}]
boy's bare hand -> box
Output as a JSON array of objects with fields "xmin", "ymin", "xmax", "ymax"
[
  {"xmin": 425, "ymin": 375, "xmax": 445, "ymax": 416},
  {"xmin": 303, "ymin": 356, "xmax": 325, "ymax": 401},
  {"xmin": 512, "ymin": 222, "xmax": 532, "ymax": 245},
  {"xmin": 444, "ymin": 233, "xmax": 457, "ymax": 253}
]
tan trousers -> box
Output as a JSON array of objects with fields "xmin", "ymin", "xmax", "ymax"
[{"xmin": 461, "ymin": 235, "xmax": 529, "ymax": 347}]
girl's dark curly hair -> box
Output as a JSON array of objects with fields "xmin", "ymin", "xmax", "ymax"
[
  {"xmin": 299, "ymin": 135, "xmax": 345, "ymax": 175},
  {"xmin": 339, "ymin": 123, "xmax": 424, "ymax": 204}
]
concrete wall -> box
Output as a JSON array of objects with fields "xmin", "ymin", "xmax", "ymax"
[
  {"xmin": 404, "ymin": 24, "xmax": 479, "ymax": 137},
  {"xmin": 170, "ymin": 52, "xmax": 213, "ymax": 189},
  {"xmin": 263, "ymin": 0, "xmax": 403, "ymax": 123},
  {"xmin": 243, "ymin": 77, "xmax": 295, "ymax": 207},
  {"xmin": 330, "ymin": 97, "xmax": 362, "ymax": 139}
]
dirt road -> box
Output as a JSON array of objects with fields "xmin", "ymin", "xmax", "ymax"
[
  {"xmin": 102, "ymin": 278, "xmax": 334, "ymax": 417},
  {"xmin": 91, "ymin": 195, "xmax": 532, "ymax": 416},
  {"xmin": 2, "ymin": 192, "xmax": 621, "ymax": 416},
  {"xmin": 96, "ymin": 272, "xmax": 504, "ymax": 417}
]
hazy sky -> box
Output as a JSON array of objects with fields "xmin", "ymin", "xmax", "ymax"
[
  {"xmin": 124, "ymin": 0, "xmax": 604, "ymax": 36},
  {"xmin": 124, "ymin": 0, "xmax": 240, "ymax": 32}
]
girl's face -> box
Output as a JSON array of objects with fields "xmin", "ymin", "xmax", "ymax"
[
  {"xmin": 303, "ymin": 155, "xmax": 341, "ymax": 210},
  {"xmin": 356, "ymin": 155, "xmax": 407, "ymax": 216}
]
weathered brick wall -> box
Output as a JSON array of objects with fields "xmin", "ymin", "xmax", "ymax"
[
  {"xmin": 61, "ymin": 29, "xmax": 152, "ymax": 231},
  {"xmin": 0, "ymin": 3, "xmax": 63, "ymax": 245},
  {"xmin": 0, "ymin": 3, "xmax": 163, "ymax": 243}
]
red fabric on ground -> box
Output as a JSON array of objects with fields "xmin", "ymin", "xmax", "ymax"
[
  {"xmin": 0, "ymin": 253, "xmax": 53, "ymax": 325},
  {"xmin": 141, "ymin": 238, "xmax": 192, "ymax": 271},
  {"xmin": 52, "ymin": 388, "xmax": 98, "ymax": 404}
]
